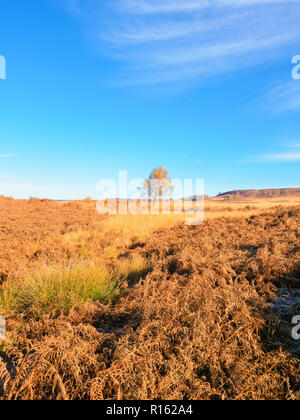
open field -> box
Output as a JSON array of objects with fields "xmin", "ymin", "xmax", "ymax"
[{"xmin": 1, "ymin": 196, "xmax": 300, "ymax": 399}]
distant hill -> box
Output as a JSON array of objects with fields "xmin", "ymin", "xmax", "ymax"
[{"xmin": 217, "ymin": 188, "xmax": 300, "ymax": 199}]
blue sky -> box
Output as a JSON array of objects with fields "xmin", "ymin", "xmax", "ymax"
[{"xmin": 0, "ymin": 0, "xmax": 300, "ymax": 199}]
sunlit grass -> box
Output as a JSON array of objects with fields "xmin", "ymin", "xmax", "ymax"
[
  {"xmin": 0, "ymin": 262, "xmax": 122, "ymax": 319},
  {"xmin": 0, "ymin": 201, "xmax": 288, "ymax": 321}
]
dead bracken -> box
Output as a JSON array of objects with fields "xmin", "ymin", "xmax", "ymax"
[{"xmin": 0, "ymin": 197, "xmax": 300, "ymax": 400}]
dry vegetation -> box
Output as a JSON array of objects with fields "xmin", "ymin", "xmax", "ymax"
[{"xmin": 1, "ymin": 196, "xmax": 300, "ymax": 400}]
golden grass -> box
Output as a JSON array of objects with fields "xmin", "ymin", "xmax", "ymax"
[{"xmin": 1, "ymin": 197, "xmax": 300, "ymax": 400}]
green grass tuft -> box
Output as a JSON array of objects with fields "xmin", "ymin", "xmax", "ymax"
[{"xmin": 0, "ymin": 262, "xmax": 123, "ymax": 319}]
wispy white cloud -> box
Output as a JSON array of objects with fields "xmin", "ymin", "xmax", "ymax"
[
  {"xmin": 260, "ymin": 152, "xmax": 300, "ymax": 162},
  {"xmin": 267, "ymin": 81, "xmax": 300, "ymax": 113},
  {"xmin": 255, "ymin": 143, "xmax": 300, "ymax": 162},
  {"xmin": 119, "ymin": 0, "xmax": 298, "ymax": 15},
  {"xmin": 0, "ymin": 154, "xmax": 14, "ymax": 158},
  {"xmin": 66, "ymin": 0, "xmax": 300, "ymax": 85}
]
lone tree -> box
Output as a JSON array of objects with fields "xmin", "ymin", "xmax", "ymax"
[{"xmin": 143, "ymin": 167, "xmax": 173, "ymax": 202}]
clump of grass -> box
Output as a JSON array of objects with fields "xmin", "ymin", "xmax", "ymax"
[
  {"xmin": 0, "ymin": 262, "xmax": 123, "ymax": 319},
  {"xmin": 117, "ymin": 254, "xmax": 152, "ymax": 284}
]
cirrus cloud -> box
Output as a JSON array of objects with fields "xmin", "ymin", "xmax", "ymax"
[
  {"xmin": 119, "ymin": 0, "xmax": 299, "ymax": 15},
  {"xmin": 0, "ymin": 154, "xmax": 14, "ymax": 158},
  {"xmin": 267, "ymin": 81, "xmax": 300, "ymax": 113},
  {"xmin": 64, "ymin": 0, "xmax": 300, "ymax": 85},
  {"xmin": 255, "ymin": 142, "xmax": 300, "ymax": 162}
]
